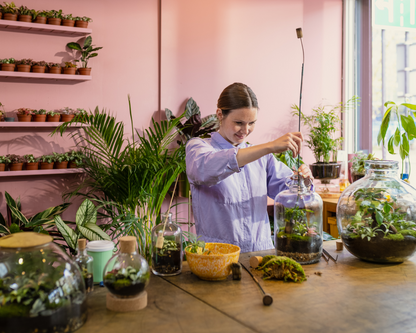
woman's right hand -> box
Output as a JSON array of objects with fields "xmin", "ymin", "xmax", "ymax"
[{"xmin": 270, "ymin": 132, "xmax": 304, "ymax": 157}]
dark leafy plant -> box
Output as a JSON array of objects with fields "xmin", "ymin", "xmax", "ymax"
[
  {"xmin": 66, "ymin": 36, "xmax": 103, "ymax": 68},
  {"xmin": 31, "ymin": 9, "xmax": 47, "ymax": 19},
  {"xmin": 274, "ymin": 150, "xmax": 304, "ymax": 171},
  {"xmin": 15, "ymin": 59, "xmax": 33, "ymax": 66},
  {"xmin": 17, "ymin": 5, "xmax": 31, "ymax": 16},
  {"xmin": 68, "ymin": 150, "xmax": 84, "ymax": 165},
  {"xmin": 6, "ymin": 154, "xmax": 24, "ymax": 163},
  {"xmin": 32, "ymin": 109, "xmax": 47, "ymax": 115},
  {"xmin": 23, "ymin": 154, "xmax": 39, "ymax": 163},
  {"xmin": 33, "ymin": 61, "xmax": 47, "ymax": 67},
  {"xmin": 47, "ymin": 62, "xmax": 61, "ymax": 68},
  {"xmin": 349, "ymin": 151, "xmax": 378, "ymax": 176},
  {"xmin": 64, "ymin": 62, "xmax": 77, "ymax": 68},
  {"xmin": 46, "ymin": 9, "xmax": 63, "ymax": 19}
]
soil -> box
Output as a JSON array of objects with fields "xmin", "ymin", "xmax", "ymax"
[
  {"xmin": 0, "ymin": 298, "xmax": 87, "ymax": 333},
  {"xmin": 152, "ymin": 249, "xmax": 182, "ymax": 276},
  {"xmin": 352, "ymin": 174, "xmax": 364, "ymax": 182},
  {"xmin": 276, "ymin": 234, "xmax": 322, "ymax": 264},
  {"xmin": 342, "ymin": 233, "xmax": 416, "ymax": 263},
  {"xmin": 84, "ymin": 274, "xmax": 94, "ymax": 294},
  {"xmin": 105, "ymin": 281, "xmax": 146, "ymax": 298}
]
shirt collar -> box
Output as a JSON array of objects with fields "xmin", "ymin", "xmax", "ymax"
[{"xmin": 211, "ymin": 132, "xmax": 247, "ymax": 149}]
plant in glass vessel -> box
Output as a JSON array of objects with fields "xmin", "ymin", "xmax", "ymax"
[{"xmin": 349, "ymin": 151, "xmax": 378, "ymax": 182}]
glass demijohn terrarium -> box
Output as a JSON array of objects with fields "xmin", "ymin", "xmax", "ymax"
[
  {"xmin": 337, "ymin": 160, "xmax": 416, "ymax": 263},
  {"xmin": 103, "ymin": 236, "xmax": 150, "ymax": 298},
  {"xmin": 74, "ymin": 239, "xmax": 94, "ymax": 294},
  {"xmin": 151, "ymin": 212, "xmax": 183, "ymax": 276},
  {"xmin": 274, "ymin": 175, "xmax": 323, "ymax": 264},
  {"xmin": 0, "ymin": 232, "xmax": 87, "ymax": 333}
]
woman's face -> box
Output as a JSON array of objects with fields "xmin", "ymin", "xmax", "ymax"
[{"xmin": 217, "ymin": 107, "xmax": 258, "ymax": 146}]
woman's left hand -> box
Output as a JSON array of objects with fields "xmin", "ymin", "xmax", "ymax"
[{"xmin": 298, "ymin": 164, "xmax": 313, "ymax": 180}]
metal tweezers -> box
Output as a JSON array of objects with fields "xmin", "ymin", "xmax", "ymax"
[{"xmin": 322, "ymin": 248, "xmax": 338, "ymax": 264}]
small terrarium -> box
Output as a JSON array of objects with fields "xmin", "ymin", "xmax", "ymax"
[
  {"xmin": 151, "ymin": 213, "xmax": 183, "ymax": 276},
  {"xmin": 0, "ymin": 232, "xmax": 87, "ymax": 333},
  {"xmin": 74, "ymin": 239, "xmax": 94, "ymax": 294},
  {"xmin": 274, "ymin": 175, "xmax": 323, "ymax": 264},
  {"xmin": 103, "ymin": 236, "xmax": 150, "ymax": 298},
  {"xmin": 337, "ymin": 160, "xmax": 416, "ymax": 263}
]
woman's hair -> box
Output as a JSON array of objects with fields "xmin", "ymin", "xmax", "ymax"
[{"xmin": 217, "ymin": 82, "xmax": 258, "ymax": 116}]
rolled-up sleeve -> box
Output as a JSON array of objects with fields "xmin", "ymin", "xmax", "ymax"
[
  {"xmin": 186, "ymin": 138, "xmax": 242, "ymax": 187},
  {"xmin": 266, "ymin": 153, "xmax": 293, "ymax": 199}
]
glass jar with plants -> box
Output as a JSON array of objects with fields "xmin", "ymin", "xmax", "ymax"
[
  {"xmin": 337, "ymin": 160, "xmax": 416, "ymax": 263},
  {"xmin": 274, "ymin": 175, "xmax": 323, "ymax": 264},
  {"xmin": 32, "ymin": 61, "xmax": 47, "ymax": 74},
  {"xmin": 74, "ymin": 239, "xmax": 94, "ymax": 294},
  {"xmin": 0, "ymin": 232, "xmax": 88, "ymax": 333},
  {"xmin": 63, "ymin": 62, "xmax": 77, "ymax": 75},
  {"xmin": 31, "ymin": 109, "xmax": 47, "ymax": 122},
  {"xmin": 46, "ymin": 110, "xmax": 60, "ymax": 122},
  {"xmin": 23, "ymin": 154, "xmax": 39, "ymax": 170},
  {"xmin": 16, "ymin": 108, "xmax": 33, "ymax": 122},
  {"xmin": 46, "ymin": 9, "xmax": 63, "ymax": 25},
  {"xmin": 74, "ymin": 16, "xmax": 92, "ymax": 28},
  {"xmin": 15, "ymin": 59, "xmax": 33, "ymax": 73},
  {"xmin": 0, "ymin": 58, "xmax": 16, "ymax": 72},
  {"xmin": 1, "ymin": 1, "xmax": 18, "ymax": 21},
  {"xmin": 31, "ymin": 9, "xmax": 47, "ymax": 24},
  {"xmin": 17, "ymin": 5, "xmax": 32, "ymax": 22},
  {"xmin": 67, "ymin": 36, "xmax": 103, "ymax": 76},
  {"xmin": 103, "ymin": 236, "xmax": 150, "ymax": 298},
  {"xmin": 47, "ymin": 62, "xmax": 62, "ymax": 74},
  {"xmin": 0, "ymin": 155, "xmax": 11, "ymax": 172},
  {"xmin": 39, "ymin": 154, "xmax": 54, "ymax": 170},
  {"xmin": 349, "ymin": 151, "xmax": 378, "ymax": 183},
  {"xmin": 6, "ymin": 154, "xmax": 24, "ymax": 171}
]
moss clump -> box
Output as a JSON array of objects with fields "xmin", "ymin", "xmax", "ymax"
[
  {"xmin": 398, "ymin": 229, "xmax": 416, "ymax": 238},
  {"xmin": 0, "ymin": 303, "xmax": 30, "ymax": 318},
  {"xmin": 277, "ymin": 232, "xmax": 311, "ymax": 242},
  {"xmin": 113, "ymin": 278, "xmax": 131, "ymax": 290},
  {"xmin": 347, "ymin": 233, "xmax": 361, "ymax": 239},
  {"xmin": 384, "ymin": 233, "xmax": 404, "ymax": 241},
  {"xmin": 256, "ymin": 255, "xmax": 306, "ymax": 283}
]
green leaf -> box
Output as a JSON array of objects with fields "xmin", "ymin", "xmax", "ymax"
[
  {"xmin": 0, "ymin": 224, "xmax": 10, "ymax": 235},
  {"xmin": 400, "ymin": 134, "xmax": 410, "ymax": 160},
  {"xmin": 66, "ymin": 42, "xmax": 82, "ymax": 51},
  {"xmin": 394, "ymin": 128, "xmax": 401, "ymax": 146},
  {"xmin": 165, "ymin": 108, "xmax": 173, "ymax": 121},
  {"xmin": 387, "ymin": 136, "xmax": 395, "ymax": 154},
  {"xmin": 54, "ymin": 216, "xmax": 77, "ymax": 249},
  {"xmin": 375, "ymin": 210, "xmax": 384, "ymax": 225},
  {"xmin": 5, "ymin": 192, "xmax": 29, "ymax": 226},
  {"xmin": 402, "ymin": 103, "xmax": 416, "ymax": 110},
  {"xmin": 78, "ymin": 223, "xmax": 111, "ymax": 241},
  {"xmin": 83, "ymin": 36, "xmax": 92, "ymax": 49},
  {"xmin": 379, "ymin": 107, "xmax": 392, "ymax": 144},
  {"xmin": 184, "ymin": 97, "xmax": 200, "ymax": 119},
  {"xmin": 27, "ymin": 203, "xmax": 71, "ymax": 227},
  {"xmin": 76, "ymin": 199, "xmax": 97, "ymax": 227}
]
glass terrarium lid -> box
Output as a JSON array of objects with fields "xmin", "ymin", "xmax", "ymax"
[{"xmin": 0, "ymin": 232, "xmax": 53, "ymax": 248}]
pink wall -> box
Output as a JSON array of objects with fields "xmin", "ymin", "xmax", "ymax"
[{"xmin": 1, "ymin": 0, "xmax": 342, "ymax": 221}]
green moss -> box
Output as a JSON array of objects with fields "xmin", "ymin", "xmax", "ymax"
[
  {"xmin": 257, "ymin": 255, "xmax": 307, "ymax": 283},
  {"xmin": 277, "ymin": 232, "xmax": 312, "ymax": 242},
  {"xmin": 113, "ymin": 278, "xmax": 131, "ymax": 290},
  {"xmin": 0, "ymin": 303, "xmax": 30, "ymax": 318},
  {"xmin": 384, "ymin": 233, "xmax": 404, "ymax": 241},
  {"xmin": 347, "ymin": 233, "xmax": 361, "ymax": 239},
  {"xmin": 398, "ymin": 229, "xmax": 416, "ymax": 237}
]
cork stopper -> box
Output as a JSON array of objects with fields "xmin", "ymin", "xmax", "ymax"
[
  {"xmin": 78, "ymin": 239, "xmax": 87, "ymax": 250},
  {"xmin": 0, "ymin": 232, "xmax": 52, "ymax": 248},
  {"xmin": 120, "ymin": 236, "xmax": 136, "ymax": 253},
  {"xmin": 249, "ymin": 256, "xmax": 263, "ymax": 269},
  {"xmin": 296, "ymin": 27, "xmax": 303, "ymax": 38}
]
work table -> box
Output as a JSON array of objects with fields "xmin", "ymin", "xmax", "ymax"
[{"xmin": 78, "ymin": 240, "xmax": 416, "ymax": 333}]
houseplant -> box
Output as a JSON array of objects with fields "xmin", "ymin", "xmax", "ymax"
[
  {"xmin": 1, "ymin": 58, "xmax": 16, "ymax": 71},
  {"xmin": 0, "ymin": 155, "xmax": 11, "ymax": 171},
  {"xmin": 66, "ymin": 36, "xmax": 103, "ymax": 75},
  {"xmin": 31, "ymin": 9, "xmax": 47, "ymax": 24},
  {"xmin": 31, "ymin": 109, "xmax": 47, "ymax": 122},
  {"xmin": 17, "ymin": 5, "xmax": 31, "ymax": 22},
  {"xmin": 39, "ymin": 154, "xmax": 54, "ymax": 169},
  {"xmin": 53, "ymin": 152, "xmax": 70, "ymax": 169},
  {"xmin": 15, "ymin": 58, "xmax": 33, "ymax": 72},
  {"xmin": 32, "ymin": 60, "xmax": 47, "ymax": 73},
  {"xmin": 62, "ymin": 13, "xmax": 75, "ymax": 27},
  {"xmin": 68, "ymin": 149, "xmax": 84, "ymax": 168},
  {"xmin": 74, "ymin": 16, "xmax": 92, "ymax": 28},
  {"xmin": 63, "ymin": 61, "xmax": 77, "ymax": 75},
  {"xmin": 6, "ymin": 154, "xmax": 24, "ymax": 171},
  {"xmin": 46, "ymin": 9, "xmax": 63, "ymax": 25},
  {"xmin": 0, "ymin": 102, "xmax": 4, "ymax": 121},
  {"xmin": 1, "ymin": 1, "xmax": 18, "ymax": 21},
  {"xmin": 47, "ymin": 62, "xmax": 62, "ymax": 74},
  {"xmin": 59, "ymin": 107, "xmax": 75, "ymax": 122},
  {"xmin": 46, "ymin": 110, "xmax": 60, "ymax": 122},
  {"xmin": 73, "ymin": 108, "xmax": 88, "ymax": 121},
  {"xmin": 349, "ymin": 151, "xmax": 378, "ymax": 182},
  {"xmin": 16, "ymin": 108, "xmax": 33, "ymax": 122},
  {"xmin": 23, "ymin": 154, "xmax": 39, "ymax": 170}
]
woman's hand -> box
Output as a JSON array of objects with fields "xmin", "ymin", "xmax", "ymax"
[
  {"xmin": 270, "ymin": 132, "xmax": 304, "ymax": 157},
  {"xmin": 298, "ymin": 164, "xmax": 313, "ymax": 180}
]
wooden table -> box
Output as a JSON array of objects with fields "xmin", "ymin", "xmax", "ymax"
[{"xmin": 78, "ymin": 240, "xmax": 416, "ymax": 333}]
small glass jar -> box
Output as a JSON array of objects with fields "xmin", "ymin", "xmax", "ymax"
[
  {"xmin": 103, "ymin": 236, "xmax": 149, "ymax": 298},
  {"xmin": 74, "ymin": 239, "xmax": 94, "ymax": 294},
  {"xmin": 151, "ymin": 212, "xmax": 183, "ymax": 276},
  {"xmin": 274, "ymin": 175, "xmax": 323, "ymax": 264},
  {"xmin": 337, "ymin": 160, "xmax": 416, "ymax": 263}
]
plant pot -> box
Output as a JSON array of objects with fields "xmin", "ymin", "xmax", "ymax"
[
  {"xmin": 75, "ymin": 21, "xmax": 88, "ymax": 28},
  {"xmin": 68, "ymin": 161, "xmax": 79, "ymax": 168},
  {"xmin": 1, "ymin": 64, "xmax": 15, "ymax": 71},
  {"xmin": 18, "ymin": 15, "xmax": 32, "ymax": 22},
  {"xmin": 34, "ymin": 16, "xmax": 47, "ymax": 24},
  {"xmin": 63, "ymin": 68, "xmax": 76, "ymax": 75},
  {"xmin": 47, "ymin": 114, "xmax": 60, "ymax": 122},
  {"xmin": 61, "ymin": 114, "xmax": 75, "ymax": 122},
  {"xmin": 32, "ymin": 65, "xmax": 46, "ymax": 73},
  {"xmin": 3, "ymin": 13, "xmax": 18, "ymax": 21},
  {"xmin": 4, "ymin": 117, "xmax": 14, "ymax": 122},
  {"xmin": 48, "ymin": 67, "xmax": 62, "ymax": 74},
  {"xmin": 17, "ymin": 64, "xmax": 31, "ymax": 72},
  {"xmin": 25, "ymin": 162, "xmax": 39, "ymax": 170},
  {"xmin": 10, "ymin": 163, "xmax": 23, "ymax": 171},
  {"xmin": 40, "ymin": 162, "xmax": 54, "ymax": 170},
  {"xmin": 310, "ymin": 162, "xmax": 342, "ymax": 180},
  {"xmin": 0, "ymin": 163, "xmax": 5, "ymax": 172},
  {"xmin": 17, "ymin": 114, "xmax": 32, "ymax": 122},
  {"xmin": 47, "ymin": 18, "xmax": 61, "ymax": 25},
  {"xmin": 78, "ymin": 68, "xmax": 91, "ymax": 76},
  {"xmin": 32, "ymin": 114, "xmax": 47, "ymax": 122},
  {"xmin": 55, "ymin": 161, "xmax": 69, "ymax": 169},
  {"xmin": 62, "ymin": 19, "xmax": 75, "ymax": 27}
]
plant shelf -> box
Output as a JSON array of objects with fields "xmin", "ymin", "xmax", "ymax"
[
  {"xmin": 0, "ymin": 168, "xmax": 84, "ymax": 177},
  {"xmin": 0, "ymin": 20, "xmax": 91, "ymax": 36},
  {"xmin": 0, "ymin": 71, "xmax": 91, "ymax": 81},
  {"xmin": 0, "ymin": 122, "xmax": 85, "ymax": 128}
]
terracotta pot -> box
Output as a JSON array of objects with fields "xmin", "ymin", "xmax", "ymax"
[
  {"xmin": 48, "ymin": 67, "xmax": 62, "ymax": 74},
  {"xmin": 18, "ymin": 15, "xmax": 32, "ymax": 22},
  {"xmin": 55, "ymin": 161, "xmax": 69, "ymax": 169},
  {"xmin": 47, "ymin": 114, "xmax": 60, "ymax": 122},
  {"xmin": 17, "ymin": 64, "xmax": 31, "ymax": 72},
  {"xmin": 32, "ymin": 65, "xmax": 46, "ymax": 73},
  {"xmin": 40, "ymin": 162, "xmax": 54, "ymax": 170},
  {"xmin": 75, "ymin": 20, "xmax": 88, "ymax": 28},
  {"xmin": 10, "ymin": 163, "xmax": 23, "ymax": 171},
  {"xmin": 63, "ymin": 68, "xmax": 76, "ymax": 75},
  {"xmin": 78, "ymin": 68, "xmax": 91, "ymax": 76},
  {"xmin": 3, "ymin": 13, "xmax": 18, "ymax": 21},
  {"xmin": 61, "ymin": 114, "xmax": 75, "ymax": 122},
  {"xmin": 0, "ymin": 13, "xmax": 2, "ymax": 19},
  {"xmin": 1, "ymin": 64, "xmax": 15, "ymax": 71},
  {"xmin": 0, "ymin": 163, "xmax": 5, "ymax": 172},
  {"xmin": 17, "ymin": 114, "xmax": 32, "ymax": 122},
  {"xmin": 62, "ymin": 19, "xmax": 75, "ymax": 27},
  {"xmin": 68, "ymin": 161, "xmax": 79, "ymax": 168},
  {"xmin": 25, "ymin": 162, "xmax": 39, "ymax": 170},
  {"xmin": 34, "ymin": 16, "xmax": 47, "ymax": 24},
  {"xmin": 47, "ymin": 18, "xmax": 61, "ymax": 25},
  {"xmin": 32, "ymin": 114, "xmax": 47, "ymax": 122}
]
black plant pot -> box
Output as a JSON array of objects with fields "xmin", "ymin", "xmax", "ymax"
[{"xmin": 310, "ymin": 162, "xmax": 342, "ymax": 180}]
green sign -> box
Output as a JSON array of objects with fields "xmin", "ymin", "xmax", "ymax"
[{"xmin": 374, "ymin": 0, "xmax": 416, "ymax": 29}]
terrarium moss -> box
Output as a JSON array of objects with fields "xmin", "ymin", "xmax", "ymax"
[
  {"xmin": 384, "ymin": 233, "xmax": 405, "ymax": 241},
  {"xmin": 256, "ymin": 255, "xmax": 307, "ymax": 283},
  {"xmin": 0, "ymin": 303, "xmax": 30, "ymax": 318},
  {"xmin": 397, "ymin": 229, "xmax": 416, "ymax": 237},
  {"xmin": 277, "ymin": 231, "xmax": 313, "ymax": 242}
]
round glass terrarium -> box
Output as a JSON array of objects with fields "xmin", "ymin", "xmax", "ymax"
[
  {"xmin": 337, "ymin": 160, "xmax": 416, "ymax": 263},
  {"xmin": 103, "ymin": 236, "xmax": 150, "ymax": 298},
  {"xmin": 274, "ymin": 175, "xmax": 323, "ymax": 264},
  {"xmin": 151, "ymin": 212, "xmax": 183, "ymax": 276},
  {"xmin": 0, "ymin": 232, "xmax": 87, "ymax": 333}
]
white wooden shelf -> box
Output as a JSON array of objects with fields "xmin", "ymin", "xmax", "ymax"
[
  {"xmin": 0, "ymin": 122, "xmax": 85, "ymax": 128},
  {"xmin": 0, "ymin": 71, "xmax": 91, "ymax": 81},
  {"xmin": 0, "ymin": 20, "xmax": 91, "ymax": 36},
  {"xmin": 0, "ymin": 168, "xmax": 84, "ymax": 177}
]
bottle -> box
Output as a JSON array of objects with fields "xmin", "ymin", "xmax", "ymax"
[{"xmin": 75, "ymin": 238, "xmax": 94, "ymax": 294}]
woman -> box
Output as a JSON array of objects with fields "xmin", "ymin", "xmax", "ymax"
[{"xmin": 185, "ymin": 82, "xmax": 312, "ymax": 252}]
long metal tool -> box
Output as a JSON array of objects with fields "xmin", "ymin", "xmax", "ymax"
[
  {"xmin": 240, "ymin": 262, "xmax": 273, "ymax": 306},
  {"xmin": 323, "ymin": 248, "xmax": 338, "ymax": 263}
]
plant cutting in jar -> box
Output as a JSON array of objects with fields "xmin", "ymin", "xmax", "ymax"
[
  {"xmin": 152, "ymin": 239, "xmax": 182, "ymax": 275},
  {"xmin": 66, "ymin": 36, "xmax": 103, "ymax": 75}
]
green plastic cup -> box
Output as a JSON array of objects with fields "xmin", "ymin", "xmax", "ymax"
[{"xmin": 86, "ymin": 240, "xmax": 115, "ymax": 283}]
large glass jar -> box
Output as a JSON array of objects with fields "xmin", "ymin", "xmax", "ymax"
[
  {"xmin": 103, "ymin": 236, "xmax": 150, "ymax": 298},
  {"xmin": 151, "ymin": 212, "xmax": 183, "ymax": 276},
  {"xmin": 337, "ymin": 160, "xmax": 416, "ymax": 263},
  {"xmin": 0, "ymin": 232, "xmax": 87, "ymax": 333},
  {"xmin": 274, "ymin": 175, "xmax": 323, "ymax": 264}
]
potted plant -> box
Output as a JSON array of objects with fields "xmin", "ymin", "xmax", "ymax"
[
  {"xmin": 46, "ymin": 9, "xmax": 63, "ymax": 25},
  {"xmin": 67, "ymin": 36, "xmax": 103, "ymax": 75},
  {"xmin": 17, "ymin": 5, "xmax": 32, "ymax": 22},
  {"xmin": 31, "ymin": 9, "xmax": 47, "ymax": 24},
  {"xmin": 0, "ymin": 102, "xmax": 4, "ymax": 121},
  {"xmin": 63, "ymin": 62, "xmax": 77, "ymax": 75},
  {"xmin": 68, "ymin": 150, "xmax": 84, "ymax": 168},
  {"xmin": 46, "ymin": 110, "xmax": 60, "ymax": 122},
  {"xmin": 39, "ymin": 154, "xmax": 54, "ymax": 169},
  {"xmin": 15, "ymin": 58, "xmax": 33, "ymax": 72},
  {"xmin": 7, "ymin": 154, "xmax": 24, "ymax": 171},
  {"xmin": 32, "ymin": 109, "xmax": 47, "ymax": 122},
  {"xmin": 62, "ymin": 13, "xmax": 75, "ymax": 27},
  {"xmin": 32, "ymin": 60, "xmax": 47, "ymax": 73},
  {"xmin": 23, "ymin": 154, "xmax": 39, "ymax": 170},
  {"xmin": 73, "ymin": 108, "xmax": 88, "ymax": 121},
  {"xmin": 0, "ymin": 155, "xmax": 11, "ymax": 171},
  {"xmin": 47, "ymin": 62, "xmax": 62, "ymax": 74},
  {"xmin": 1, "ymin": 58, "xmax": 16, "ymax": 71},
  {"xmin": 349, "ymin": 152, "xmax": 378, "ymax": 182},
  {"xmin": 16, "ymin": 108, "xmax": 33, "ymax": 122},
  {"xmin": 53, "ymin": 152, "xmax": 70, "ymax": 169},
  {"xmin": 74, "ymin": 16, "xmax": 92, "ymax": 28},
  {"xmin": 1, "ymin": 1, "xmax": 18, "ymax": 21},
  {"xmin": 59, "ymin": 107, "xmax": 75, "ymax": 122}
]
